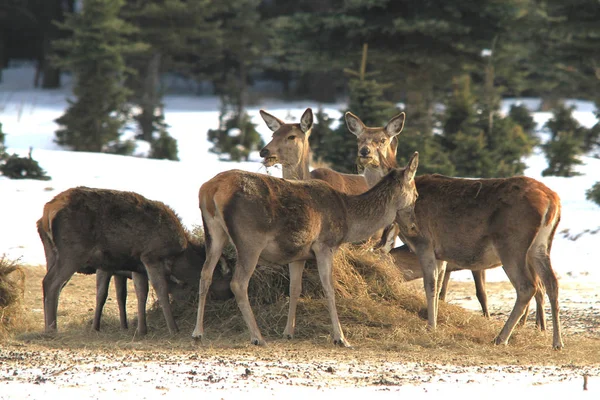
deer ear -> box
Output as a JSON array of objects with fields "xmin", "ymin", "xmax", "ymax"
[
  {"xmin": 345, "ymin": 112, "xmax": 366, "ymax": 137},
  {"xmin": 404, "ymin": 151, "xmax": 419, "ymax": 183},
  {"xmin": 260, "ymin": 110, "xmax": 285, "ymax": 132},
  {"xmin": 385, "ymin": 112, "xmax": 405, "ymax": 138},
  {"xmin": 300, "ymin": 108, "xmax": 313, "ymax": 134}
]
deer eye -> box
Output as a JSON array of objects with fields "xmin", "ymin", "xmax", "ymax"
[
  {"xmin": 287, "ymin": 135, "xmax": 296, "ymax": 141},
  {"xmin": 380, "ymin": 138, "xmax": 387, "ymax": 144}
]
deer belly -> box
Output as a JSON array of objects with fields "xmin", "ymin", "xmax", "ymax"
[{"xmin": 260, "ymin": 241, "xmax": 314, "ymax": 265}]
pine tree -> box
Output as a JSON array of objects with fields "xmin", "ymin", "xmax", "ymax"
[
  {"xmin": 53, "ymin": 0, "xmax": 147, "ymax": 152},
  {"xmin": 208, "ymin": 100, "xmax": 263, "ymax": 162},
  {"xmin": 541, "ymin": 104, "xmax": 586, "ymax": 177},
  {"xmin": 441, "ymin": 75, "xmax": 535, "ymax": 178},
  {"xmin": 122, "ymin": 0, "xmax": 221, "ymax": 160},
  {"xmin": 586, "ymin": 182, "xmax": 600, "ymax": 207}
]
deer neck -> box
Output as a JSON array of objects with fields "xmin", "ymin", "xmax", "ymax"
[
  {"xmin": 362, "ymin": 150, "xmax": 398, "ymax": 188},
  {"xmin": 343, "ymin": 176, "xmax": 399, "ymax": 243},
  {"xmin": 282, "ymin": 141, "xmax": 311, "ymax": 181}
]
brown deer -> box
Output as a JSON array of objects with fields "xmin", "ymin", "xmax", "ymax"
[
  {"xmin": 345, "ymin": 112, "xmax": 563, "ymax": 349},
  {"xmin": 37, "ymin": 186, "xmax": 209, "ymax": 335},
  {"xmin": 192, "ymin": 152, "xmax": 420, "ymax": 347},
  {"xmin": 258, "ymin": 107, "xmax": 377, "ymax": 338}
]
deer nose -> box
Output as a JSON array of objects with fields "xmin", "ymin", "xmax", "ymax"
[
  {"xmin": 359, "ymin": 147, "xmax": 371, "ymax": 157},
  {"xmin": 259, "ymin": 147, "xmax": 270, "ymax": 158}
]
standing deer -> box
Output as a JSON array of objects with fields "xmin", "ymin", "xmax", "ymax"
[
  {"xmin": 258, "ymin": 107, "xmax": 376, "ymax": 338},
  {"xmin": 192, "ymin": 152, "xmax": 420, "ymax": 347},
  {"xmin": 345, "ymin": 112, "xmax": 563, "ymax": 349},
  {"xmin": 258, "ymin": 108, "xmax": 496, "ymax": 331},
  {"xmin": 37, "ymin": 186, "xmax": 207, "ymax": 335}
]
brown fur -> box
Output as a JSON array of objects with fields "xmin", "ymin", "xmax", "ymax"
[
  {"xmin": 346, "ymin": 112, "xmax": 563, "ymax": 349},
  {"xmin": 37, "ymin": 186, "xmax": 207, "ymax": 335},
  {"xmin": 193, "ymin": 155, "xmax": 419, "ymax": 347}
]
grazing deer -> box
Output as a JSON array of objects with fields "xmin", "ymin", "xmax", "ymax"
[
  {"xmin": 37, "ymin": 186, "xmax": 208, "ymax": 335},
  {"xmin": 345, "ymin": 112, "xmax": 563, "ymax": 349},
  {"xmin": 258, "ymin": 108, "xmax": 376, "ymax": 338},
  {"xmin": 192, "ymin": 152, "xmax": 420, "ymax": 347}
]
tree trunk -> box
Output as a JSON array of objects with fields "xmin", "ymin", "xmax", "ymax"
[
  {"xmin": 405, "ymin": 70, "xmax": 433, "ymax": 135},
  {"xmin": 138, "ymin": 52, "xmax": 162, "ymax": 142}
]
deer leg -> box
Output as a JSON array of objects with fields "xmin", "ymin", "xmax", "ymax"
[
  {"xmin": 42, "ymin": 255, "xmax": 78, "ymax": 333},
  {"xmin": 143, "ymin": 258, "xmax": 178, "ymax": 334},
  {"xmin": 315, "ymin": 246, "xmax": 349, "ymax": 347},
  {"xmin": 229, "ymin": 246, "xmax": 264, "ymax": 346},
  {"xmin": 531, "ymin": 252, "xmax": 562, "ymax": 349},
  {"xmin": 114, "ymin": 274, "xmax": 128, "ymax": 330},
  {"xmin": 418, "ymin": 249, "xmax": 445, "ymax": 330},
  {"xmin": 518, "ymin": 302, "xmax": 531, "ymax": 327},
  {"xmin": 534, "ymin": 286, "xmax": 546, "ymax": 330},
  {"xmin": 472, "ymin": 270, "xmax": 489, "ymax": 318},
  {"xmin": 283, "ymin": 260, "xmax": 305, "ymax": 339},
  {"xmin": 192, "ymin": 223, "xmax": 228, "ymax": 341},
  {"xmin": 494, "ymin": 259, "xmax": 535, "ymax": 346},
  {"xmin": 93, "ymin": 270, "xmax": 112, "ymax": 331},
  {"xmin": 132, "ymin": 272, "xmax": 148, "ymax": 335},
  {"xmin": 438, "ymin": 268, "xmax": 451, "ymax": 302}
]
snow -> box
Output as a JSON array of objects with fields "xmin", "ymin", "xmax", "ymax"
[{"xmin": 1, "ymin": 65, "xmax": 599, "ymax": 284}]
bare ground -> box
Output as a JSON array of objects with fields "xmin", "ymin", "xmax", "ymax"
[{"xmin": 1, "ymin": 267, "xmax": 599, "ymax": 399}]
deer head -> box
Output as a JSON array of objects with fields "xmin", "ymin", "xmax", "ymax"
[
  {"xmin": 345, "ymin": 111, "xmax": 404, "ymax": 170},
  {"xmin": 259, "ymin": 108, "xmax": 313, "ymax": 174}
]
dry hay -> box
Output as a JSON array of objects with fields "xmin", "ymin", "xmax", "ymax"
[
  {"xmin": 147, "ymin": 234, "xmax": 506, "ymax": 348},
  {"xmin": 0, "ymin": 255, "xmax": 26, "ymax": 339}
]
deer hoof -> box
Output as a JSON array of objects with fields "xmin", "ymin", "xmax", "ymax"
[
  {"xmin": 493, "ymin": 336, "xmax": 508, "ymax": 346},
  {"xmin": 333, "ymin": 338, "xmax": 352, "ymax": 348},
  {"xmin": 553, "ymin": 342, "xmax": 564, "ymax": 351}
]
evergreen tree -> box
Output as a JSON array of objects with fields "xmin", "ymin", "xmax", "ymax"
[
  {"xmin": 441, "ymin": 75, "xmax": 535, "ymax": 178},
  {"xmin": 208, "ymin": 100, "xmax": 263, "ymax": 162},
  {"xmin": 122, "ymin": 0, "xmax": 221, "ymax": 159},
  {"xmin": 309, "ymin": 107, "xmax": 335, "ymax": 162},
  {"xmin": 53, "ymin": 0, "xmax": 147, "ymax": 152},
  {"xmin": 204, "ymin": 0, "xmax": 267, "ymax": 162},
  {"xmin": 586, "ymin": 182, "xmax": 600, "ymax": 207},
  {"xmin": 541, "ymin": 104, "xmax": 586, "ymax": 177}
]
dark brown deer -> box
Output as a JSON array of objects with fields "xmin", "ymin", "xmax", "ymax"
[
  {"xmin": 258, "ymin": 107, "xmax": 376, "ymax": 338},
  {"xmin": 37, "ymin": 186, "xmax": 207, "ymax": 335},
  {"xmin": 345, "ymin": 112, "xmax": 563, "ymax": 349},
  {"xmin": 192, "ymin": 152, "xmax": 420, "ymax": 347}
]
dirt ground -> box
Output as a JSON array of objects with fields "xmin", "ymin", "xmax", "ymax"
[{"xmin": 1, "ymin": 267, "xmax": 599, "ymax": 399}]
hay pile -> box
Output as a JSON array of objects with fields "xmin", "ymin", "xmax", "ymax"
[
  {"xmin": 150, "ymin": 232, "xmax": 501, "ymax": 347},
  {"xmin": 0, "ymin": 256, "xmax": 25, "ymax": 339}
]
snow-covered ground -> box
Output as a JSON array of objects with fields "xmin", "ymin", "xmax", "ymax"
[{"xmin": 1, "ymin": 65, "xmax": 599, "ymax": 285}]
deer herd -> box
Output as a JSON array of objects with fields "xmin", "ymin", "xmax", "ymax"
[{"xmin": 38, "ymin": 107, "xmax": 564, "ymax": 350}]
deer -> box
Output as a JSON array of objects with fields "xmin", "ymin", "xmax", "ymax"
[
  {"xmin": 192, "ymin": 152, "xmax": 420, "ymax": 347},
  {"xmin": 345, "ymin": 111, "xmax": 563, "ymax": 349},
  {"xmin": 258, "ymin": 107, "xmax": 379, "ymax": 339},
  {"xmin": 258, "ymin": 108, "xmax": 497, "ymax": 333},
  {"xmin": 37, "ymin": 186, "xmax": 221, "ymax": 335}
]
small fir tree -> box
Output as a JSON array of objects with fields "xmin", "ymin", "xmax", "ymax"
[
  {"xmin": 541, "ymin": 104, "xmax": 586, "ymax": 177},
  {"xmin": 53, "ymin": 0, "xmax": 147, "ymax": 152},
  {"xmin": 208, "ymin": 99, "xmax": 263, "ymax": 162},
  {"xmin": 586, "ymin": 182, "xmax": 600, "ymax": 207},
  {"xmin": 441, "ymin": 75, "xmax": 535, "ymax": 178}
]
